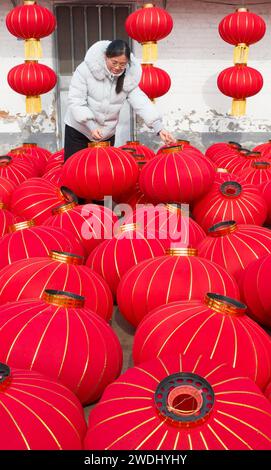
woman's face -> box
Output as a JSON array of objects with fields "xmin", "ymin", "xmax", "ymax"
[{"xmin": 105, "ymin": 54, "xmax": 128, "ymax": 75}]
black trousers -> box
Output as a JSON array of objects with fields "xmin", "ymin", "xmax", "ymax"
[{"xmin": 64, "ymin": 124, "xmax": 115, "ymax": 161}]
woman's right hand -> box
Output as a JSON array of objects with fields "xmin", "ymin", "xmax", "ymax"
[{"xmin": 91, "ymin": 128, "xmax": 103, "ymax": 140}]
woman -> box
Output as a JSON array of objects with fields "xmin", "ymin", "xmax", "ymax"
[{"xmin": 64, "ymin": 39, "xmax": 175, "ymax": 160}]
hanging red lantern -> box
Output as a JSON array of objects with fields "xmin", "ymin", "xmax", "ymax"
[
  {"xmin": 86, "ymin": 224, "xmax": 165, "ymax": 297},
  {"xmin": 44, "ymin": 149, "xmax": 64, "ymax": 173},
  {"xmin": 139, "ymin": 145, "xmax": 215, "ymax": 204},
  {"xmin": 205, "ymin": 141, "xmax": 242, "ymax": 160},
  {"xmin": 0, "ymin": 363, "xmax": 86, "ymax": 450},
  {"xmin": 61, "ymin": 142, "xmax": 139, "ymax": 201},
  {"xmin": 262, "ymin": 180, "xmax": 271, "ymax": 224},
  {"xmin": 0, "ymin": 251, "xmax": 113, "ymax": 321},
  {"xmin": 6, "ymin": 0, "xmax": 56, "ymax": 60},
  {"xmin": 0, "ymin": 291, "xmax": 122, "ymax": 405},
  {"xmin": 0, "ymin": 177, "xmax": 16, "ymax": 208},
  {"xmin": 0, "ymin": 155, "xmax": 37, "ymax": 184},
  {"xmin": 10, "ymin": 177, "xmax": 78, "ymax": 225},
  {"xmin": 117, "ymin": 247, "xmax": 240, "ymax": 327},
  {"xmin": 0, "ymin": 203, "xmax": 19, "ymax": 238},
  {"xmin": 125, "ymin": 3, "xmax": 173, "ymax": 62},
  {"xmin": 84, "ymin": 352, "xmax": 271, "ymax": 450},
  {"xmin": 134, "ymin": 294, "xmax": 271, "ymax": 390},
  {"xmin": 240, "ymin": 254, "xmax": 271, "ymax": 328},
  {"xmin": 254, "ymin": 140, "xmax": 271, "ymax": 157},
  {"xmin": 139, "ymin": 64, "xmax": 171, "ymax": 100},
  {"xmin": 198, "ymin": 221, "xmax": 271, "ymax": 282},
  {"xmin": 219, "ymin": 8, "xmax": 266, "ymax": 65},
  {"xmin": 193, "ymin": 180, "xmax": 267, "ymax": 231},
  {"xmin": 217, "ymin": 64, "xmax": 263, "ymax": 116},
  {"xmin": 122, "ymin": 203, "xmax": 206, "ymax": 248},
  {"xmin": 10, "ymin": 143, "xmax": 51, "ymax": 175},
  {"xmin": 0, "ymin": 220, "xmax": 86, "ymax": 268},
  {"xmin": 119, "ymin": 141, "xmax": 155, "ymax": 160},
  {"xmin": 43, "ymin": 202, "xmax": 118, "ymax": 255},
  {"xmin": 7, "ymin": 61, "xmax": 57, "ymax": 114},
  {"xmin": 241, "ymin": 161, "xmax": 271, "ymax": 187}
]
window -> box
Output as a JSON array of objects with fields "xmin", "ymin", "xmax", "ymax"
[{"xmin": 55, "ymin": 3, "xmax": 133, "ymax": 75}]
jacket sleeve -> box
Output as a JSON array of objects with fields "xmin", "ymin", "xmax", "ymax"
[
  {"xmin": 67, "ymin": 64, "xmax": 97, "ymax": 132},
  {"xmin": 127, "ymin": 86, "xmax": 163, "ymax": 134}
]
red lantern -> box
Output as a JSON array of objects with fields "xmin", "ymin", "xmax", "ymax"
[
  {"xmin": 43, "ymin": 165, "xmax": 63, "ymax": 186},
  {"xmin": 0, "ymin": 363, "xmax": 86, "ymax": 450},
  {"xmin": 139, "ymin": 64, "xmax": 171, "ymax": 100},
  {"xmin": 10, "ymin": 143, "xmax": 51, "ymax": 175},
  {"xmin": 0, "ymin": 251, "xmax": 113, "ymax": 321},
  {"xmin": 0, "ymin": 203, "xmax": 18, "ymax": 238},
  {"xmin": 240, "ymin": 254, "xmax": 271, "ymax": 328},
  {"xmin": 241, "ymin": 161, "xmax": 271, "ymax": 187},
  {"xmin": 262, "ymin": 180, "xmax": 271, "ymax": 224},
  {"xmin": 198, "ymin": 221, "xmax": 271, "ymax": 282},
  {"xmin": 133, "ymin": 294, "xmax": 271, "ymax": 390},
  {"xmin": 193, "ymin": 180, "xmax": 267, "ymax": 231},
  {"xmin": 217, "ymin": 65, "xmax": 263, "ymax": 116},
  {"xmin": 8, "ymin": 61, "xmax": 57, "ymax": 114},
  {"xmin": 43, "ymin": 202, "xmax": 118, "ymax": 255},
  {"xmin": 0, "ymin": 291, "xmax": 122, "ymax": 405},
  {"xmin": 219, "ymin": 8, "xmax": 266, "ymax": 64},
  {"xmin": 125, "ymin": 3, "xmax": 173, "ymax": 62},
  {"xmin": 6, "ymin": 0, "xmax": 56, "ymax": 59},
  {"xmin": 10, "ymin": 177, "xmax": 78, "ymax": 225},
  {"xmin": 119, "ymin": 141, "xmax": 155, "ymax": 161},
  {"xmin": 139, "ymin": 145, "xmax": 215, "ymax": 204},
  {"xmin": 254, "ymin": 140, "xmax": 271, "ymax": 158},
  {"xmin": 86, "ymin": 224, "xmax": 165, "ymax": 296},
  {"xmin": 0, "ymin": 220, "xmax": 85, "ymax": 268},
  {"xmin": 211, "ymin": 148, "xmax": 268, "ymax": 174},
  {"xmin": 0, "ymin": 155, "xmax": 37, "ymax": 184},
  {"xmin": 122, "ymin": 204, "xmax": 206, "ymax": 248},
  {"xmin": 205, "ymin": 141, "xmax": 241, "ymax": 160},
  {"xmin": 0, "ymin": 177, "xmax": 16, "ymax": 207},
  {"xmin": 117, "ymin": 247, "xmax": 240, "ymax": 327},
  {"xmin": 61, "ymin": 142, "xmax": 139, "ymax": 201},
  {"xmin": 45, "ymin": 149, "xmax": 64, "ymax": 173},
  {"xmin": 84, "ymin": 352, "xmax": 271, "ymax": 450}
]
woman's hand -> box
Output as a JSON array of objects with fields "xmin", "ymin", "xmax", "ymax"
[
  {"xmin": 159, "ymin": 129, "xmax": 176, "ymax": 145},
  {"xmin": 91, "ymin": 128, "xmax": 103, "ymax": 140}
]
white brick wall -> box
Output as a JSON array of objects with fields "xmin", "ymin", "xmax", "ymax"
[{"xmin": 0, "ymin": 0, "xmax": 271, "ymax": 153}]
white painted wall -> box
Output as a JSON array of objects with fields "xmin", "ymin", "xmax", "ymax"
[{"xmin": 0, "ymin": 0, "xmax": 271, "ymax": 153}]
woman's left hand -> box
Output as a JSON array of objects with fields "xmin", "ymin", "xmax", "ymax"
[{"xmin": 159, "ymin": 129, "xmax": 176, "ymax": 145}]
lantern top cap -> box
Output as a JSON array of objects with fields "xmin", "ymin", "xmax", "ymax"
[
  {"xmin": 143, "ymin": 3, "xmax": 155, "ymax": 8},
  {"xmin": 208, "ymin": 220, "xmax": 237, "ymax": 237},
  {"xmin": 42, "ymin": 289, "xmax": 85, "ymax": 308},
  {"xmin": 9, "ymin": 220, "xmax": 36, "ymax": 232},
  {"xmin": 236, "ymin": 7, "xmax": 249, "ymax": 12},
  {"xmin": 49, "ymin": 250, "xmax": 84, "ymax": 265},
  {"xmin": 205, "ymin": 293, "xmax": 247, "ymax": 316},
  {"xmin": 24, "ymin": 1, "xmax": 36, "ymax": 5}
]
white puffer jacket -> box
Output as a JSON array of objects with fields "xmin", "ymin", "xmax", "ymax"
[{"xmin": 64, "ymin": 40, "xmax": 163, "ymax": 140}]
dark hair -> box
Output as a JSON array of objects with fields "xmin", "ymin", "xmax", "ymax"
[{"xmin": 106, "ymin": 39, "xmax": 130, "ymax": 94}]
